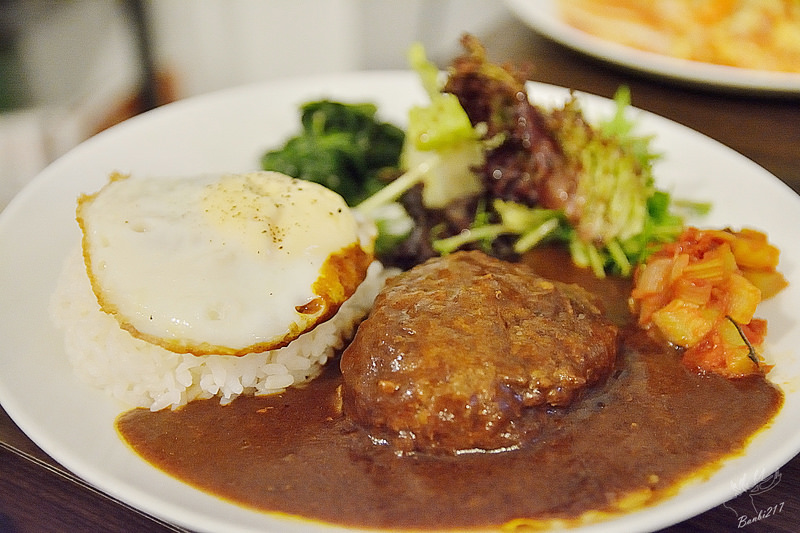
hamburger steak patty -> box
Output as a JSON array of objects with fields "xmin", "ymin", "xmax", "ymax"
[{"xmin": 340, "ymin": 250, "xmax": 619, "ymax": 454}]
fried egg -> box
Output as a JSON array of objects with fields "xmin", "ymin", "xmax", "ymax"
[{"xmin": 77, "ymin": 171, "xmax": 375, "ymax": 356}]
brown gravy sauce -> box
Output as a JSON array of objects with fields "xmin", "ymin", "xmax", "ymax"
[{"xmin": 116, "ymin": 248, "xmax": 783, "ymax": 530}]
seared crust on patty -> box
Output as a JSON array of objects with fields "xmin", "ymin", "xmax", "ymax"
[{"xmin": 340, "ymin": 250, "xmax": 618, "ymax": 454}]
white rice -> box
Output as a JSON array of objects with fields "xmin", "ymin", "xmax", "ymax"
[{"xmin": 50, "ymin": 247, "xmax": 392, "ymax": 411}]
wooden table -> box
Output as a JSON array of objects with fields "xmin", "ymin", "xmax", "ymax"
[{"xmin": 2, "ymin": 16, "xmax": 799, "ymax": 533}]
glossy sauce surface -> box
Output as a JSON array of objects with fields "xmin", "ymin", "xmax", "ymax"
[{"xmin": 116, "ymin": 248, "xmax": 783, "ymax": 530}]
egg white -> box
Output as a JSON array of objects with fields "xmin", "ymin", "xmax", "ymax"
[{"xmin": 77, "ymin": 171, "xmax": 375, "ymax": 356}]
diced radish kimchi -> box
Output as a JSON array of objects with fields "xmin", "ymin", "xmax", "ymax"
[{"xmin": 630, "ymin": 227, "xmax": 787, "ymax": 377}]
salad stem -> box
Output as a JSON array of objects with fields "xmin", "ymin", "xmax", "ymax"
[
  {"xmin": 513, "ymin": 218, "xmax": 561, "ymax": 254},
  {"xmin": 355, "ymin": 161, "xmax": 432, "ymax": 217}
]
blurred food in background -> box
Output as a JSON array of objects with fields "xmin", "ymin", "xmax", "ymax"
[{"xmin": 557, "ymin": 0, "xmax": 800, "ymax": 72}]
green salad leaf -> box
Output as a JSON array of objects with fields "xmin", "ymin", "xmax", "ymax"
[
  {"xmin": 400, "ymin": 43, "xmax": 487, "ymax": 209},
  {"xmin": 554, "ymin": 87, "xmax": 708, "ymax": 276}
]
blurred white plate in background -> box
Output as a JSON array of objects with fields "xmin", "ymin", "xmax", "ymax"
[{"xmin": 505, "ymin": 0, "xmax": 800, "ymax": 94}]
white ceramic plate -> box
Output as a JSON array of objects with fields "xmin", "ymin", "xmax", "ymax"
[
  {"xmin": 1, "ymin": 71, "xmax": 799, "ymax": 533},
  {"xmin": 504, "ymin": 0, "xmax": 800, "ymax": 94}
]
